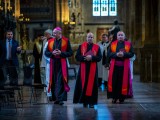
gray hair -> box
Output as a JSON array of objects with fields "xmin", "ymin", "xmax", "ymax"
[{"xmin": 44, "ymin": 29, "xmax": 52, "ymax": 35}]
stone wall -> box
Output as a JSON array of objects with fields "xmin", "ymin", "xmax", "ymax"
[{"xmin": 126, "ymin": 0, "xmax": 160, "ymax": 82}]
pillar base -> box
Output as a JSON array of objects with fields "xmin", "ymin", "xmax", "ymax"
[{"xmin": 140, "ymin": 44, "xmax": 160, "ymax": 82}]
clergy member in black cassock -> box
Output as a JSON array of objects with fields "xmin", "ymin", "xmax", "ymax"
[
  {"xmin": 45, "ymin": 27, "xmax": 73, "ymax": 105},
  {"xmin": 107, "ymin": 31, "xmax": 134, "ymax": 104},
  {"xmin": 73, "ymin": 32, "xmax": 102, "ymax": 108}
]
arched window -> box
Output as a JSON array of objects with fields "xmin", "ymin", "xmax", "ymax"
[{"xmin": 93, "ymin": 0, "xmax": 117, "ymax": 16}]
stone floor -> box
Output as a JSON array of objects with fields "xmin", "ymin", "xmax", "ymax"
[{"xmin": 0, "ymin": 66, "xmax": 160, "ymax": 120}]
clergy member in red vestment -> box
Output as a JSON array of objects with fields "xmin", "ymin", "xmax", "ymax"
[
  {"xmin": 45, "ymin": 27, "xmax": 73, "ymax": 105},
  {"xmin": 73, "ymin": 32, "xmax": 102, "ymax": 108},
  {"xmin": 107, "ymin": 31, "xmax": 134, "ymax": 104}
]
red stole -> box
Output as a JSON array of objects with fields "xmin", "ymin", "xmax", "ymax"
[
  {"xmin": 108, "ymin": 40, "xmax": 131, "ymax": 95},
  {"xmin": 80, "ymin": 42, "xmax": 99, "ymax": 96},
  {"xmin": 48, "ymin": 37, "xmax": 68, "ymax": 92}
]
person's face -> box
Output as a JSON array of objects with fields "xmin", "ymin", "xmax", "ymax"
[
  {"xmin": 44, "ymin": 33, "xmax": 51, "ymax": 39},
  {"xmin": 40, "ymin": 36, "xmax": 45, "ymax": 41},
  {"xmin": 6, "ymin": 32, "xmax": 13, "ymax": 40},
  {"xmin": 87, "ymin": 33, "xmax": 94, "ymax": 44},
  {"xmin": 37, "ymin": 36, "xmax": 43, "ymax": 42},
  {"xmin": 102, "ymin": 35, "xmax": 108, "ymax": 42},
  {"xmin": 53, "ymin": 30, "xmax": 61, "ymax": 39},
  {"xmin": 117, "ymin": 32, "xmax": 125, "ymax": 41}
]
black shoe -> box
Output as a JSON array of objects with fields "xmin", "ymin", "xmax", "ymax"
[
  {"xmin": 83, "ymin": 103, "xmax": 87, "ymax": 108},
  {"xmin": 119, "ymin": 99, "xmax": 124, "ymax": 104},
  {"xmin": 112, "ymin": 99, "xmax": 117, "ymax": 104},
  {"xmin": 54, "ymin": 101, "xmax": 60, "ymax": 104},
  {"xmin": 59, "ymin": 101, "xmax": 64, "ymax": 105},
  {"xmin": 104, "ymin": 81, "xmax": 108, "ymax": 88},
  {"xmin": 89, "ymin": 104, "xmax": 94, "ymax": 108},
  {"xmin": 48, "ymin": 97, "xmax": 53, "ymax": 101},
  {"xmin": 98, "ymin": 78, "xmax": 102, "ymax": 87}
]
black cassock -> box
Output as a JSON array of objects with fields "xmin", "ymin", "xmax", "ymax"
[
  {"xmin": 33, "ymin": 43, "xmax": 42, "ymax": 84},
  {"xmin": 73, "ymin": 43, "xmax": 102, "ymax": 105},
  {"xmin": 45, "ymin": 38, "xmax": 73, "ymax": 101}
]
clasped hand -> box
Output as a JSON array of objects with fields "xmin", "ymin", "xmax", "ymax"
[
  {"xmin": 52, "ymin": 49, "xmax": 61, "ymax": 56},
  {"xmin": 116, "ymin": 51, "xmax": 124, "ymax": 57},
  {"xmin": 84, "ymin": 55, "xmax": 92, "ymax": 61}
]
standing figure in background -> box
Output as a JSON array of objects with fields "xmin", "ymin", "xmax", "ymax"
[
  {"xmin": 108, "ymin": 19, "xmax": 120, "ymax": 42},
  {"xmin": 107, "ymin": 31, "xmax": 134, "ymax": 104},
  {"xmin": 0, "ymin": 30, "xmax": 22, "ymax": 85},
  {"xmin": 125, "ymin": 38, "xmax": 136, "ymax": 98},
  {"xmin": 33, "ymin": 34, "xmax": 43, "ymax": 83},
  {"xmin": 40, "ymin": 29, "xmax": 54, "ymax": 99},
  {"xmin": 97, "ymin": 34, "xmax": 110, "ymax": 89},
  {"xmin": 73, "ymin": 32, "xmax": 102, "ymax": 108},
  {"xmin": 129, "ymin": 54, "xmax": 136, "ymax": 98},
  {"xmin": 45, "ymin": 27, "xmax": 73, "ymax": 105}
]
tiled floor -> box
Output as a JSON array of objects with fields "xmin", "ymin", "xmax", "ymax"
[{"xmin": 0, "ymin": 67, "xmax": 160, "ymax": 120}]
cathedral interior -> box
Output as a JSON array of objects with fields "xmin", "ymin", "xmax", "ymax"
[{"xmin": 0, "ymin": 0, "xmax": 160, "ymax": 119}]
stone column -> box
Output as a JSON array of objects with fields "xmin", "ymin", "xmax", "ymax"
[
  {"xmin": 126, "ymin": 0, "xmax": 141, "ymax": 74},
  {"xmin": 14, "ymin": 0, "xmax": 20, "ymax": 43},
  {"xmin": 158, "ymin": 0, "xmax": 160, "ymax": 81},
  {"xmin": 56, "ymin": 0, "xmax": 61, "ymax": 27},
  {"xmin": 129, "ymin": 0, "xmax": 135, "ymax": 44},
  {"xmin": 133, "ymin": 0, "xmax": 142, "ymax": 75},
  {"xmin": 140, "ymin": 0, "xmax": 160, "ymax": 82}
]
